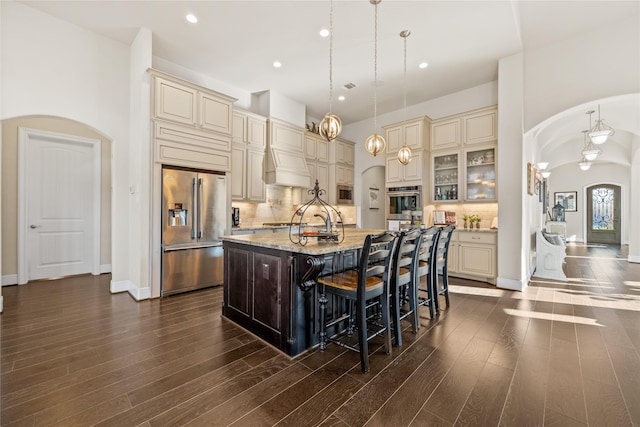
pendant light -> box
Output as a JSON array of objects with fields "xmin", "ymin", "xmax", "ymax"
[
  {"xmin": 318, "ymin": 0, "xmax": 342, "ymax": 142},
  {"xmin": 577, "ymin": 130, "xmax": 592, "ymax": 171},
  {"xmin": 397, "ymin": 30, "xmax": 412, "ymax": 165},
  {"xmin": 581, "ymin": 111, "xmax": 601, "ymax": 161},
  {"xmin": 588, "ymin": 104, "xmax": 614, "ymax": 144},
  {"xmin": 365, "ymin": 0, "xmax": 385, "ymax": 156}
]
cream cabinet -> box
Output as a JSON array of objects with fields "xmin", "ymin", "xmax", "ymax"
[
  {"xmin": 383, "ymin": 117, "xmax": 428, "ymax": 154},
  {"xmin": 431, "ymin": 151, "xmax": 460, "ymax": 203},
  {"xmin": 306, "ymin": 161, "xmax": 330, "ymax": 201},
  {"xmin": 463, "ymin": 107, "xmax": 497, "ymax": 146},
  {"xmin": 269, "ymin": 119, "xmax": 305, "ymax": 152},
  {"xmin": 464, "ymin": 145, "xmax": 496, "ymax": 202},
  {"xmin": 233, "ymin": 110, "xmax": 267, "ymax": 149},
  {"xmin": 386, "ymin": 151, "xmax": 424, "ymax": 186},
  {"xmin": 231, "ymin": 146, "xmax": 266, "ymax": 202},
  {"xmin": 431, "ymin": 105, "xmax": 497, "ymax": 150},
  {"xmin": 153, "ymin": 73, "xmax": 234, "ymax": 135},
  {"xmin": 449, "ymin": 231, "xmax": 497, "ymax": 284},
  {"xmin": 305, "ymin": 134, "xmax": 329, "ymax": 162},
  {"xmin": 331, "ymin": 138, "xmax": 354, "ymax": 166}
]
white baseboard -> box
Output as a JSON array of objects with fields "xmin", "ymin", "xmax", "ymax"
[
  {"xmin": 110, "ymin": 279, "xmax": 150, "ymax": 301},
  {"xmin": 100, "ymin": 264, "xmax": 112, "ymax": 274},
  {"xmin": 2, "ymin": 274, "xmax": 18, "ymax": 286},
  {"xmin": 629, "ymin": 255, "xmax": 640, "ymax": 263},
  {"xmin": 0, "ymin": 296, "xmax": 3, "ymax": 312},
  {"xmin": 497, "ymin": 276, "xmax": 526, "ymax": 291}
]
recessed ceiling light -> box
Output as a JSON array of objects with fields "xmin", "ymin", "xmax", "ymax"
[
  {"xmin": 338, "ymin": 95, "xmax": 345, "ymax": 101},
  {"xmin": 186, "ymin": 14, "xmax": 198, "ymax": 24},
  {"xmin": 319, "ymin": 28, "xmax": 330, "ymax": 37},
  {"xmin": 419, "ymin": 62, "xmax": 429, "ymax": 69},
  {"xmin": 273, "ymin": 61, "xmax": 282, "ymax": 68}
]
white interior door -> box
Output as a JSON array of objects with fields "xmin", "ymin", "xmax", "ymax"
[{"xmin": 18, "ymin": 128, "xmax": 101, "ymax": 283}]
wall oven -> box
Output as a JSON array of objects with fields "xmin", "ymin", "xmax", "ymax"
[
  {"xmin": 387, "ymin": 185, "xmax": 422, "ymax": 220},
  {"xmin": 337, "ymin": 184, "xmax": 354, "ymax": 205}
]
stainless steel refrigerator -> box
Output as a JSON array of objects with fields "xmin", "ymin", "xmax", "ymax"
[{"xmin": 162, "ymin": 166, "xmax": 227, "ymax": 295}]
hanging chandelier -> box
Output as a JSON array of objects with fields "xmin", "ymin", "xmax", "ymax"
[
  {"xmin": 577, "ymin": 130, "xmax": 592, "ymax": 171},
  {"xmin": 318, "ymin": 0, "xmax": 342, "ymax": 142},
  {"xmin": 588, "ymin": 104, "xmax": 614, "ymax": 144},
  {"xmin": 364, "ymin": 0, "xmax": 385, "ymax": 156},
  {"xmin": 397, "ymin": 30, "xmax": 412, "ymax": 165},
  {"xmin": 582, "ymin": 111, "xmax": 601, "ymax": 161}
]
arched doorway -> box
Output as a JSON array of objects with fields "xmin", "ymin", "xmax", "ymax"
[{"xmin": 586, "ymin": 184, "xmax": 621, "ymax": 244}]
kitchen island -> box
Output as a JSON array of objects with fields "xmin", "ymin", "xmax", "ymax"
[{"xmin": 222, "ymin": 229, "xmax": 382, "ymax": 357}]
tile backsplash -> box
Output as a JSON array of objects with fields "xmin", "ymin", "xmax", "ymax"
[
  {"xmin": 423, "ymin": 203, "xmax": 498, "ymax": 229},
  {"xmin": 233, "ymin": 185, "xmax": 356, "ymax": 227}
]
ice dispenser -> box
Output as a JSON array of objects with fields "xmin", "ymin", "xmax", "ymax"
[{"xmin": 168, "ymin": 203, "xmax": 188, "ymax": 227}]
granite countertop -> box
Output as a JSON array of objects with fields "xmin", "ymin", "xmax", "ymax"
[
  {"xmin": 232, "ymin": 222, "xmax": 356, "ymax": 232},
  {"xmin": 455, "ymin": 227, "xmax": 498, "ymax": 233},
  {"xmin": 222, "ymin": 229, "xmax": 386, "ymax": 255}
]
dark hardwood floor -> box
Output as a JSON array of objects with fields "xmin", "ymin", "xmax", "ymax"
[{"xmin": 2, "ymin": 243, "xmax": 639, "ymax": 426}]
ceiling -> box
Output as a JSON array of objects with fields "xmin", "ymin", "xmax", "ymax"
[
  {"xmin": 18, "ymin": 1, "xmax": 639, "ymax": 171},
  {"xmin": 20, "ymin": 0, "xmax": 638, "ymax": 126}
]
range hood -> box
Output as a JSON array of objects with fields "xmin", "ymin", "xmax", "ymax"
[{"xmin": 265, "ymin": 147, "xmax": 311, "ymax": 188}]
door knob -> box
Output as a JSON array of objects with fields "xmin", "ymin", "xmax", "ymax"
[{"xmin": 30, "ymin": 225, "xmax": 40, "ymax": 229}]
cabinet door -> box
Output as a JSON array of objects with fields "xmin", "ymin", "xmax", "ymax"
[
  {"xmin": 317, "ymin": 139, "xmax": 330, "ymax": 163},
  {"xmin": 431, "ymin": 118, "xmax": 460, "ymax": 150},
  {"xmin": 385, "ymin": 125, "xmax": 403, "ymax": 153},
  {"xmin": 464, "ymin": 145, "xmax": 496, "ymax": 202},
  {"xmin": 247, "ymin": 116, "xmax": 267, "ymax": 148},
  {"xmin": 199, "ymin": 93, "xmax": 233, "ymax": 134},
  {"xmin": 432, "ymin": 151, "xmax": 460, "ymax": 202},
  {"xmin": 336, "ymin": 140, "xmax": 354, "ymax": 165},
  {"xmin": 404, "ymin": 120, "xmax": 424, "ymax": 150},
  {"xmin": 231, "ymin": 146, "xmax": 246, "ymax": 200},
  {"xmin": 336, "ymin": 165, "xmax": 354, "ymax": 185},
  {"xmin": 252, "ymin": 252, "xmax": 282, "ymax": 332},
  {"xmin": 154, "ymin": 78, "xmax": 197, "ymax": 126},
  {"xmin": 448, "ymin": 242, "xmax": 458, "ymax": 273},
  {"xmin": 403, "ymin": 151, "xmax": 422, "ymax": 182},
  {"xmin": 463, "ymin": 108, "xmax": 497, "ymax": 145},
  {"xmin": 385, "ymin": 156, "xmax": 402, "ymax": 183},
  {"xmin": 305, "ymin": 136, "xmax": 317, "ymax": 159},
  {"xmin": 232, "ymin": 113, "xmax": 246, "ymax": 144},
  {"xmin": 459, "ymin": 244, "xmax": 495, "ymax": 277},
  {"xmin": 246, "ymin": 150, "xmax": 266, "ymax": 202},
  {"xmin": 226, "ymin": 247, "xmax": 251, "ymax": 315}
]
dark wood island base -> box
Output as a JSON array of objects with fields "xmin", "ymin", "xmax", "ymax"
[{"xmin": 222, "ymin": 230, "xmax": 381, "ymax": 356}]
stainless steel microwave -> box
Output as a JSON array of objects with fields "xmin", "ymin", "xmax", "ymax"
[{"xmin": 337, "ymin": 184, "xmax": 354, "ymax": 205}]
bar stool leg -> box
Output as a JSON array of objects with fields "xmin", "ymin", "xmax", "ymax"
[{"xmin": 318, "ymin": 285, "xmax": 328, "ymax": 351}]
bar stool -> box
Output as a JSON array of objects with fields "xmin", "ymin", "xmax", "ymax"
[
  {"xmin": 317, "ymin": 231, "xmax": 398, "ymax": 372},
  {"xmin": 415, "ymin": 226, "xmax": 441, "ymax": 320},
  {"xmin": 390, "ymin": 229, "xmax": 422, "ymax": 347},
  {"xmin": 434, "ymin": 225, "xmax": 455, "ymax": 313}
]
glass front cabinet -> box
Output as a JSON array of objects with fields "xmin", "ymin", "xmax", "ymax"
[
  {"xmin": 431, "ymin": 144, "xmax": 496, "ymax": 203},
  {"xmin": 432, "ymin": 151, "xmax": 460, "ymax": 202},
  {"xmin": 464, "ymin": 145, "xmax": 496, "ymax": 202}
]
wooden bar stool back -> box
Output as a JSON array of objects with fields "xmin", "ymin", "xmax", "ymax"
[
  {"xmin": 415, "ymin": 226, "xmax": 441, "ymax": 320},
  {"xmin": 317, "ymin": 231, "xmax": 398, "ymax": 372},
  {"xmin": 434, "ymin": 225, "xmax": 455, "ymax": 313},
  {"xmin": 390, "ymin": 229, "xmax": 422, "ymax": 347}
]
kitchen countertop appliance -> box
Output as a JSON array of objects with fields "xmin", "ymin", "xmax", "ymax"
[{"xmin": 162, "ymin": 166, "xmax": 227, "ymax": 295}]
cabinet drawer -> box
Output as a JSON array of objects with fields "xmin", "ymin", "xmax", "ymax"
[{"xmin": 457, "ymin": 232, "xmax": 496, "ymax": 244}]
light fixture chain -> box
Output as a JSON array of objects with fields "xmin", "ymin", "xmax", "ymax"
[
  {"xmin": 403, "ymin": 32, "xmax": 407, "ymax": 125},
  {"xmin": 373, "ymin": 1, "xmax": 378, "ymax": 130},
  {"xmin": 328, "ymin": 0, "xmax": 334, "ymax": 114}
]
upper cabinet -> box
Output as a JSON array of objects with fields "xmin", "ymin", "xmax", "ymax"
[
  {"xmin": 333, "ymin": 138, "xmax": 354, "ymax": 166},
  {"xmin": 153, "ymin": 71, "xmax": 235, "ymax": 135},
  {"xmin": 384, "ymin": 117, "xmax": 428, "ymax": 154},
  {"xmin": 233, "ymin": 110, "xmax": 267, "ymax": 148},
  {"xmin": 431, "ymin": 105, "xmax": 497, "ymax": 150},
  {"xmin": 150, "ymin": 69, "xmax": 237, "ymax": 171},
  {"xmin": 305, "ymin": 134, "xmax": 329, "ymax": 162}
]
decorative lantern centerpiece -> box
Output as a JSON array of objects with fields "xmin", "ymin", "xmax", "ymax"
[
  {"xmin": 551, "ymin": 202, "xmax": 566, "ymax": 222},
  {"xmin": 289, "ymin": 180, "xmax": 344, "ymax": 246}
]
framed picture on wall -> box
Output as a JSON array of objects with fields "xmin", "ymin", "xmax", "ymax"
[
  {"xmin": 554, "ymin": 191, "xmax": 577, "ymax": 212},
  {"xmin": 527, "ymin": 162, "xmax": 537, "ymax": 195}
]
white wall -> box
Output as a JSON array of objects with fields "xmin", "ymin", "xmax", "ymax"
[
  {"xmin": 630, "ymin": 144, "xmax": 640, "ymax": 262},
  {"xmin": 524, "ymin": 15, "xmax": 640, "ymax": 131},
  {"xmin": 1, "ymin": 1, "xmax": 131, "ymax": 286},
  {"xmin": 547, "ymin": 162, "xmax": 630, "ymax": 243}
]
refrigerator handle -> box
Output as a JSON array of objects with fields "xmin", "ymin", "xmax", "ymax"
[
  {"xmin": 198, "ymin": 178, "xmax": 203, "ymax": 239},
  {"xmin": 192, "ymin": 178, "xmax": 197, "ymax": 239}
]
